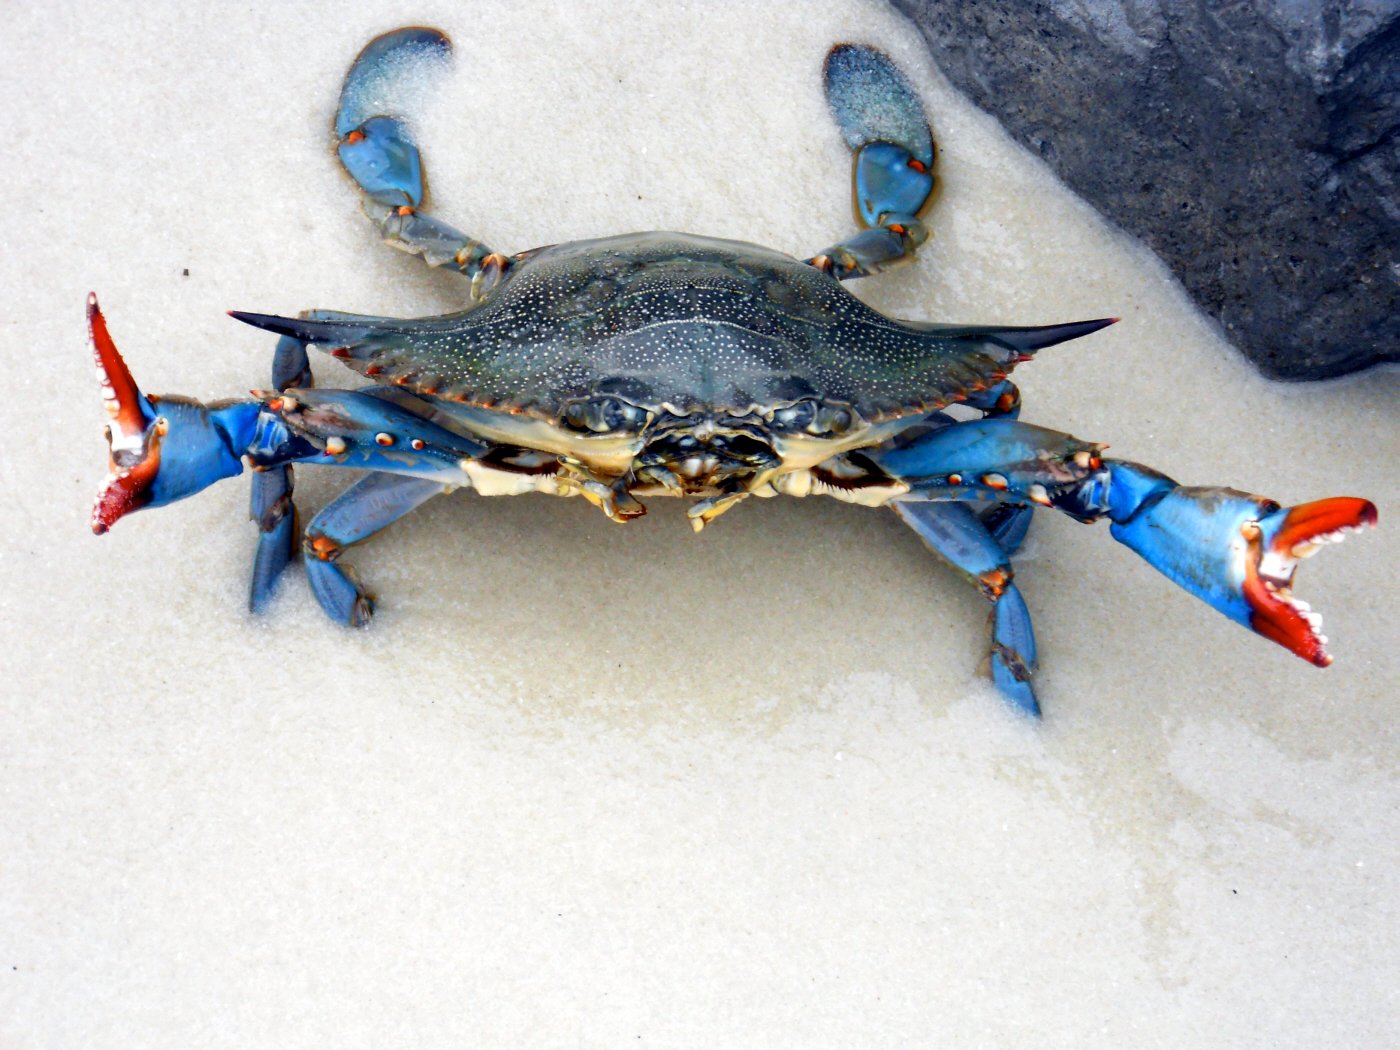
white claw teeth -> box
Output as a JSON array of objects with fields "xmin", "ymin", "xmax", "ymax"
[
  {"xmin": 1259, "ymin": 551, "xmax": 1296, "ymax": 582},
  {"xmin": 1292, "ymin": 542, "xmax": 1319, "ymax": 558},
  {"xmin": 1306, "ymin": 612, "xmax": 1324, "ymax": 631}
]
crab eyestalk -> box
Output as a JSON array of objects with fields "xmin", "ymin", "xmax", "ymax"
[
  {"xmin": 1104, "ymin": 463, "xmax": 1378, "ymax": 668},
  {"xmin": 88, "ymin": 293, "xmax": 258, "ymax": 533}
]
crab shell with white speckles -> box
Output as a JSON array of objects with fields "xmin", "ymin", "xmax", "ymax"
[{"xmin": 233, "ymin": 231, "xmax": 1091, "ymax": 527}]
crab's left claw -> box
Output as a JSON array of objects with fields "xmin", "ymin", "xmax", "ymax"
[
  {"xmin": 88, "ymin": 294, "xmax": 255, "ymax": 534},
  {"xmin": 89, "ymin": 293, "xmax": 164, "ymax": 533},
  {"xmin": 1105, "ymin": 464, "xmax": 1378, "ymax": 667}
]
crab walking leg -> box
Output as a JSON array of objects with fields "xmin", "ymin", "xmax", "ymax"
[
  {"xmin": 847, "ymin": 418, "xmax": 1378, "ymax": 674},
  {"xmin": 248, "ymin": 335, "xmax": 314, "ymax": 612},
  {"xmin": 335, "ymin": 28, "xmax": 512, "ymax": 299},
  {"xmin": 245, "ymin": 310, "xmax": 411, "ymax": 610},
  {"xmin": 894, "ymin": 501, "xmax": 1041, "ymax": 715},
  {"xmin": 806, "ymin": 44, "xmax": 937, "ymax": 279},
  {"xmin": 302, "ymin": 474, "xmax": 447, "ymax": 627}
]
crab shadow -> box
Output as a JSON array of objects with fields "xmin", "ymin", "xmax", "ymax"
[{"xmin": 290, "ymin": 480, "xmax": 992, "ymax": 722}]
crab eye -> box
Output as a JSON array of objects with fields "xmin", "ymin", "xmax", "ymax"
[
  {"xmin": 820, "ymin": 407, "xmax": 854, "ymax": 435},
  {"xmin": 562, "ymin": 396, "xmax": 648, "ymax": 434},
  {"xmin": 773, "ymin": 399, "xmax": 817, "ymax": 431},
  {"xmin": 773, "ymin": 399, "xmax": 857, "ymax": 437}
]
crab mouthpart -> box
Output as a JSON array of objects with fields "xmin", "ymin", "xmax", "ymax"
[
  {"xmin": 1240, "ymin": 497, "xmax": 1377, "ymax": 667},
  {"xmin": 88, "ymin": 293, "xmax": 162, "ymax": 534}
]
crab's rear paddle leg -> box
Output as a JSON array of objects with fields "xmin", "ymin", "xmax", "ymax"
[
  {"xmin": 806, "ymin": 44, "xmax": 936, "ymax": 279},
  {"xmin": 844, "ymin": 419, "xmax": 1378, "ymax": 707},
  {"xmin": 894, "ymin": 501, "xmax": 1041, "ymax": 714},
  {"xmin": 336, "ymin": 27, "xmax": 511, "ymax": 300}
]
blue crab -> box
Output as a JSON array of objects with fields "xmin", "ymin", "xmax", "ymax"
[{"xmin": 88, "ymin": 27, "xmax": 1377, "ymax": 715}]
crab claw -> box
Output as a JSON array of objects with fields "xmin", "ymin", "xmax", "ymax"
[
  {"xmin": 88, "ymin": 294, "xmax": 255, "ymax": 534},
  {"xmin": 1106, "ymin": 464, "xmax": 1378, "ymax": 667},
  {"xmin": 89, "ymin": 292, "xmax": 162, "ymax": 534},
  {"xmin": 1242, "ymin": 497, "xmax": 1379, "ymax": 666}
]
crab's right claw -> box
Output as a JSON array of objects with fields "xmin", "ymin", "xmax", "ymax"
[
  {"xmin": 1106, "ymin": 465, "xmax": 1378, "ymax": 667},
  {"xmin": 88, "ymin": 294, "xmax": 255, "ymax": 534},
  {"xmin": 1240, "ymin": 498, "xmax": 1379, "ymax": 666},
  {"xmin": 335, "ymin": 27, "xmax": 451, "ymax": 209}
]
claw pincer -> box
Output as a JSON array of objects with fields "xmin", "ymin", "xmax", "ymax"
[
  {"xmin": 1102, "ymin": 472, "xmax": 1377, "ymax": 667},
  {"xmin": 88, "ymin": 294, "xmax": 255, "ymax": 534}
]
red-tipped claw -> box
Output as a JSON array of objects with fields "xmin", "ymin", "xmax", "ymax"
[
  {"xmin": 1242, "ymin": 497, "xmax": 1379, "ymax": 667},
  {"xmin": 88, "ymin": 293, "xmax": 159, "ymax": 534},
  {"xmin": 90, "ymin": 293, "xmax": 150, "ymax": 442}
]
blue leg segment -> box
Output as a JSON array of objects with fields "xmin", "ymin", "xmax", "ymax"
[
  {"xmin": 335, "ymin": 27, "xmax": 510, "ymax": 299},
  {"xmin": 962, "ymin": 379, "xmax": 1034, "ymax": 556},
  {"xmin": 245, "ymin": 387, "xmax": 488, "ymax": 479},
  {"xmin": 893, "ymin": 501, "xmax": 1040, "ymax": 715},
  {"xmin": 248, "ymin": 335, "xmax": 313, "ymax": 613},
  {"xmin": 808, "ymin": 44, "xmax": 936, "ymax": 279},
  {"xmin": 248, "ymin": 457, "xmax": 297, "ymax": 612},
  {"xmin": 871, "ymin": 418, "xmax": 1104, "ymax": 513},
  {"xmin": 303, "ymin": 473, "xmax": 446, "ymax": 627},
  {"xmin": 990, "ymin": 584, "xmax": 1037, "ymax": 714},
  {"xmin": 980, "ymin": 503, "xmax": 1033, "ymax": 556}
]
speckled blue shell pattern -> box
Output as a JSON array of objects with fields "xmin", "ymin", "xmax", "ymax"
[{"xmin": 239, "ymin": 233, "xmax": 1078, "ymax": 422}]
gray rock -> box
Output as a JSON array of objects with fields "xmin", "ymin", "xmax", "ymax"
[{"xmin": 891, "ymin": 0, "xmax": 1399, "ymax": 379}]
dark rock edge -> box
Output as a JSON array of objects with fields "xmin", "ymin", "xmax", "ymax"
[{"xmin": 891, "ymin": 0, "xmax": 1399, "ymax": 380}]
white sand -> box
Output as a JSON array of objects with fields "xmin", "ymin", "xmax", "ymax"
[{"xmin": 2, "ymin": 1, "xmax": 1397, "ymax": 1045}]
